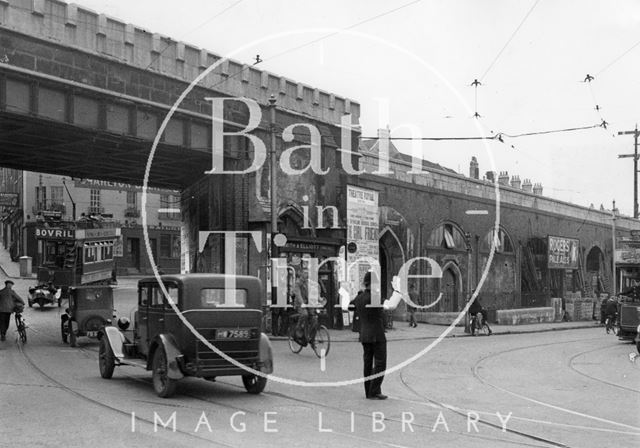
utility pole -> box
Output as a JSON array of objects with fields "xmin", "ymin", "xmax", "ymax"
[
  {"xmin": 611, "ymin": 200, "xmax": 617, "ymax": 296},
  {"xmin": 617, "ymin": 125, "xmax": 639, "ymax": 218}
]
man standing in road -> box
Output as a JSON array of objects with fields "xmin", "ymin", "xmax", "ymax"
[
  {"xmin": 0, "ymin": 280, "xmax": 25, "ymax": 341},
  {"xmin": 349, "ymin": 271, "xmax": 391, "ymax": 400}
]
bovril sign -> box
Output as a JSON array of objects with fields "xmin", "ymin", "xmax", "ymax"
[{"xmin": 35, "ymin": 228, "xmax": 75, "ymax": 240}]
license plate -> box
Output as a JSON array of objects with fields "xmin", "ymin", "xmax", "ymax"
[
  {"xmin": 217, "ymin": 329, "xmax": 249, "ymax": 339},
  {"xmin": 86, "ymin": 331, "xmax": 98, "ymax": 338}
]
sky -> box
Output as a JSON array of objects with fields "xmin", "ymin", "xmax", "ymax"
[{"xmin": 74, "ymin": 0, "xmax": 640, "ymax": 216}]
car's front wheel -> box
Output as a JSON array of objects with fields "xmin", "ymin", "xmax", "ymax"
[
  {"xmin": 99, "ymin": 337, "xmax": 116, "ymax": 379},
  {"xmin": 242, "ymin": 374, "xmax": 267, "ymax": 394},
  {"xmin": 152, "ymin": 347, "xmax": 177, "ymax": 398}
]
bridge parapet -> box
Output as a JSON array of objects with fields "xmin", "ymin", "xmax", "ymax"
[{"xmin": 0, "ymin": 0, "xmax": 358, "ymax": 125}]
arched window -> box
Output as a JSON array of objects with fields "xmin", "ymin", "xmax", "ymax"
[
  {"xmin": 427, "ymin": 222, "xmax": 466, "ymax": 249},
  {"xmin": 480, "ymin": 227, "xmax": 514, "ymax": 253}
]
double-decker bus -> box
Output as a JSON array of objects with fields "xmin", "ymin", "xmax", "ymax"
[{"xmin": 35, "ymin": 218, "xmax": 120, "ymax": 296}]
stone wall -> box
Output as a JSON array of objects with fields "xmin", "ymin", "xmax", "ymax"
[
  {"xmin": 495, "ymin": 307, "xmax": 555, "ymax": 325},
  {"xmin": 0, "ymin": 0, "xmax": 359, "ymax": 124}
]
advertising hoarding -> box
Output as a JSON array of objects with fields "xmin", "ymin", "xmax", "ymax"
[
  {"xmin": 547, "ymin": 235, "xmax": 579, "ymax": 269},
  {"xmin": 346, "ymin": 185, "xmax": 379, "ymax": 296}
]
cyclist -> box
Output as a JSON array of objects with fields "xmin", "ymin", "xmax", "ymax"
[
  {"xmin": 0, "ymin": 280, "xmax": 25, "ymax": 342},
  {"xmin": 604, "ymin": 295, "xmax": 618, "ymax": 332},
  {"xmin": 469, "ymin": 293, "xmax": 492, "ymax": 335},
  {"xmin": 292, "ymin": 270, "xmax": 310, "ymax": 343}
]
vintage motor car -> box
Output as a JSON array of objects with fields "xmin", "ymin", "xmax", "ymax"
[
  {"xmin": 98, "ymin": 274, "xmax": 274, "ymax": 398},
  {"xmin": 28, "ymin": 283, "xmax": 62, "ymax": 309},
  {"xmin": 61, "ymin": 285, "xmax": 115, "ymax": 347}
]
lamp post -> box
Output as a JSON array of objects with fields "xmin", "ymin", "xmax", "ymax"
[
  {"xmin": 268, "ymin": 95, "xmax": 278, "ymax": 333},
  {"xmin": 464, "ymin": 232, "xmax": 472, "ymax": 334}
]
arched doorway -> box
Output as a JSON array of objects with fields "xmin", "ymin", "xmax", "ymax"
[
  {"xmin": 425, "ymin": 221, "xmax": 468, "ymax": 312},
  {"xmin": 440, "ymin": 262, "xmax": 462, "ymax": 312},
  {"xmin": 586, "ymin": 245, "xmax": 608, "ymax": 295}
]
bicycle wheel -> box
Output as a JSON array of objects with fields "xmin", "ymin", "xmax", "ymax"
[
  {"xmin": 16, "ymin": 316, "xmax": 26, "ymax": 343},
  {"xmin": 312, "ymin": 326, "xmax": 330, "ymax": 358},
  {"xmin": 481, "ymin": 322, "xmax": 491, "ymax": 336},
  {"xmin": 288, "ymin": 328, "xmax": 303, "ymax": 354}
]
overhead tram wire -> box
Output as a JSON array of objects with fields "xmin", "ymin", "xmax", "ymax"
[
  {"xmin": 200, "ymin": 0, "xmax": 424, "ymax": 93},
  {"xmin": 133, "ymin": 0, "xmax": 423, "ymax": 135},
  {"xmin": 142, "ymin": 0, "xmax": 245, "ymax": 72},
  {"xmin": 469, "ymin": 0, "xmax": 540, "ymax": 122},
  {"xmin": 596, "ymin": 37, "xmax": 640, "ymax": 77},
  {"xmin": 479, "ymin": 0, "xmax": 541, "ymax": 83},
  {"xmin": 360, "ymin": 122, "xmax": 603, "ymax": 142}
]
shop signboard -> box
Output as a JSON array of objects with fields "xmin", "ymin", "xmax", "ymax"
[
  {"xmin": 35, "ymin": 227, "xmax": 75, "ymax": 240},
  {"xmin": 346, "ymin": 185, "xmax": 379, "ymax": 296},
  {"xmin": 616, "ymin": 239, "xmax": 640, "ymax": 265},
  {"xmin": 0, "ymin": 192, "xmax": 18, "ymax": 207},
  {"xmin": 547, "ymin": 235, "xmax": 579, "ymax": 269},
  {"xmin": 73, "ymin": 178, "xmax": 178, "ymax": 195}
]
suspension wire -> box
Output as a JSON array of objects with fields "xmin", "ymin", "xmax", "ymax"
[
  {"xmin": 596, "ymin": 37, "xmax": 640, "ymax": 76},
  {"xmin": 479, "ymin": 0, "xmax": 541, "ymax": 82}
]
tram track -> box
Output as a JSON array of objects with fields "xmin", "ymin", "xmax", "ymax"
[
  {"xmin": 567, "ymin": 344, "xmax": 640, "ymax": 394},
  {"xmin": 15, "ymin": 313, "xmax": 639, "ymax": 447},
  {"xmin": 397, "ymin": 369, "xmax": 570, "ymax": 448},
  {"xmin": 15, "ymin": 337, "xmax": 237, "ymax": 448},
  {"xmin": 16, "ymin": 317, "xmax": 549, "ymax": 448},
  {"xmin": 470, "ymin": 336, "xmax": 640, "ymax": 437},
  {"xmin": 15, "ymin": 318, "xmax": 420, "ymax": 447}
]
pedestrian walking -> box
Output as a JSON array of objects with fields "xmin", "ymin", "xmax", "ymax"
[{"xmin": 0, "ymin": 280, "xmax": 25, "ymax": 341}]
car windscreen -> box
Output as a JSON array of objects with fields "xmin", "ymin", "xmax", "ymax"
[{"xmin": 200, "ymin": 288, "xmax": 247, "ymax": 308}]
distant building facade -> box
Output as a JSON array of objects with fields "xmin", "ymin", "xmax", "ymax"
[{"xmin": 0, "ymin": 170, "xmax": 181, "ymax": 275}]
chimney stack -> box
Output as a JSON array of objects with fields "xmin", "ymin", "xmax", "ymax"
[
  {"xmin": 522, "ymin": 179, "xmax": 533, "ymax": 193},
  {"xmin": 469, "ymin": 156, "xmax": 479, "ymax": 179},
  {"xmin": 485, "ymin": 171, "xmax": 495, "ymax": 182},
  {"xmin": 498, "ymin": 171, "xmax": 509, "ymax": 186},
  {"xmin": 533, "ymin": 182, "xmax": 543, "ymax": 195},
  {"xmin": 510, "ymin": 175, "xmax": 521, "ymax": 189}
]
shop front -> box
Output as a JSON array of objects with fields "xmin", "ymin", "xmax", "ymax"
[{"xmin": 276, "ymin": 237, "xmax": 342, "ymax": 329}]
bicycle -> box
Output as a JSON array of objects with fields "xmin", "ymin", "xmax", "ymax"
[
  {"xmin": 288, "ymin": 308, "xmax": 331, "ymax": 358},
  {"xmin": 14, "ymin": 312, "xmax": 27, "ymax": 343},
  {"xmin": 470, "ymin": 312, "xmax": 492, "ymax": 336},
  {"xmin": 605, "ymin": 314, "xmax": 617, "ymax": 334}
]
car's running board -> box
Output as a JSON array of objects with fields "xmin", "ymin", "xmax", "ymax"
[{"xmin": 116, "ymin": 358, "xmax": 147, "ymax": 369}]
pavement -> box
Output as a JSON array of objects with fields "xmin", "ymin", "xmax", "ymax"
[
  {"xmin": 0, "ymin": 244, "xmax": 22, "ymax": 278},
  {"xmin": 0, "ymin": 244, "xmax": 600, "ymax": 341},
  {"xmin": 271, "ymin": 318, "xmax": 600, "ymax": 342}
]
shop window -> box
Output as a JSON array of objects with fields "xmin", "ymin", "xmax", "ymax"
[{"xmin": 160, "ymin": 234, "xmax": 180, "ymax": 258}]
